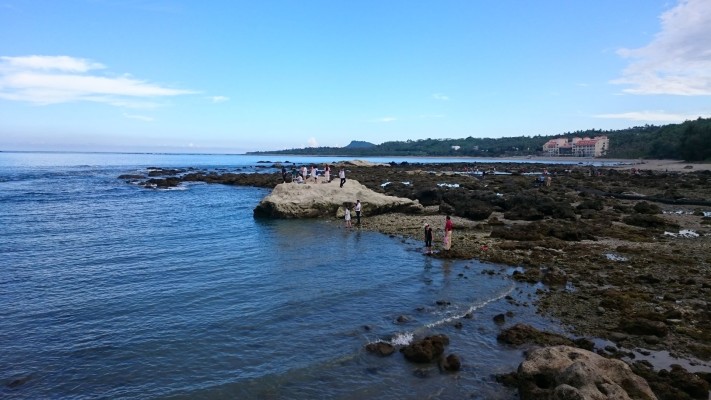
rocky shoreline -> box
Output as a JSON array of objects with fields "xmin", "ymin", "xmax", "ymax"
[{"xmin": 121, "ymin": 160, "xmax": 711, "ymax": 398}]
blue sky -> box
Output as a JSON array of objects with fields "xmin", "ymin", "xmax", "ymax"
[{"xmin": 1, "ymin": 0, "xmax": 710, "ymax": 153}]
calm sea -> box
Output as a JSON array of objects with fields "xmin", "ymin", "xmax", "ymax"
[{"xmin": 0, "ymin": 152, "xmax": 564, "ymax": 400}]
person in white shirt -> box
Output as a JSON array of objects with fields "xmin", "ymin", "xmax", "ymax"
[
  {"xmin": 354, "ymin": 200, "xmax": 362, "ymax": 225},
  {"xmin": 339, "ymin": 168, "xmax": 346, "ymax": 188}
]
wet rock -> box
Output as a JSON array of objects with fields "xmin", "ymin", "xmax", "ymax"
[
  {"xmin": 401, "ymin": 334, "xmax": 450, "ymax": 363},
  {"xmin": 493, "ymin": 313, "xmax": 506, "ymax": 324},
  {"xmin": 497, "ymin": 323, "xmax": 575, "ymax": 347},
  {"xmin": 631, "ymin": 362, "xmax": 710, "ymax": 400},
  {"xmin": 516, "ymin": 346, "xmax": 656, "ymax": 400},
  {"xmin": 623, "ymin": 213, "xmax": 674, "ymax": 229},
  {"xmin": 620, "ymin": 317, "xmax": 669, "ymax": 337},
  {"xmin": 634, "ymin": 201, "xmax": 662, "ymax": 214},
  {"xmin": 439, "ymin": 354, "xmax": 461, "ymax": 372},
  {"xmin": 365, "ymin": 342, "xmax": 396, "ymax": 357},
  {"xmin": 395, "ymin": 315, "xmax": 410, "ymax": 323},
  {"xmin": 7, "ymin": 375, "xmax": 31, "ymax": 388}
]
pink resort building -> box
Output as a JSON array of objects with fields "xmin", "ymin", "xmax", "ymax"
[{"xmin": 542, "ymin": 136, "xmax": 609, "ymax": 157}]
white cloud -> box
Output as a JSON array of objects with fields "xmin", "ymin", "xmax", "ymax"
[
  {"xmin": 595, "ymin": 110, "xmax": 707, "ymax": 122},
  {"xmin": 432, "ymin": 93, "xmax": 449, "ymax": 101},
  {"xmin": 306, "ymin": 137, "xmax": 318, "ymax": 147},
  {"xmin": 123, "ymin": 113, "xmax": 154, "ymax": 122},
  {"xmin": 0, "ymin": 55, "xmax": 196, "ymax": 106},
  {"xmin": 613, "ymin": 0, "xmax": 711, "ymax": 95},
  {"xmin": 210, "ymin": 95, "xmax": 229, "ymax": 103},
  {"xmin": 373, "ymin": 116, "xmax": 397, "ymax": 123},
  {"xmin": 0, "ymin": 55, "xmax": 105, "ymax": 73}
]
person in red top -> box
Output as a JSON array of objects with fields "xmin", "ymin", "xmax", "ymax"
[{"xmin": 443, "ymin": 215, "xmax": 453, "ymax": 251}]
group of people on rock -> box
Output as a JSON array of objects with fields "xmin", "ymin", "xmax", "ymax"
[{"xmin": 282, "ymin": 164, "xmax": 346, "ymax": 186}]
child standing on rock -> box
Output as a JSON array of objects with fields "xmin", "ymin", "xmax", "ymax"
[
  {"xmin": 344, "ymin": 206, "xmax": 352, "ymax": 228},
  {"xmin": 424, "ymin": 224, "xmax": 433, "ymax": 254}
]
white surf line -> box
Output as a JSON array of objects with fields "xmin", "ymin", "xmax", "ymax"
[
  {"xmin": 424, "ymin": 282, "xmax": 516, "ymax": 329},
  {"xmin": 367, "ymin": 282, "xmax": 517, "ymax": 347}
]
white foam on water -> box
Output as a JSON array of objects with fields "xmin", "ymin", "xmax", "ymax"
[
  {"xmin": 437, "ymin": 183, "xmax": 460, "ymax": 188},
  {"xmin": 425, "ymin": 283, "xmax": 516, "ymax": 329},
  {"xmin": 389, "ymin": 332, "xmax": 415, "ymax": 346},
  {"xmin": 380, "ymin": 182, "xmax": 391, "ymax": 187}
]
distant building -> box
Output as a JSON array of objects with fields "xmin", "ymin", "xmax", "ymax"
[
  {"xmin": 543, "ymin": 136, "xmax": 609, "ymax": 157},
  {"xmin": 451, "ymin": 145, "xmax": 461, "ymax": 151}
]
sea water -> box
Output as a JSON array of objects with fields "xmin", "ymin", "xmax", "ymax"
[{"xmin": 1, "ymin": 152, "xmax": 564, "ymax": 399}]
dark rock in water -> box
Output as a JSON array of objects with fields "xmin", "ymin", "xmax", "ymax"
[
  {"xmin": 401, "ymin": 334, "xmax": 450, "ymax": 363},
  {"xmin": 453, "ymin": 321, "xmax": 463, "ymax": 329},
  {"xmin": 147, "ymin": 168, "xmax": 185, "ymax": 176},
  {"xmin": 365, "ymin": 342, "xmax": 395, "ymax": 357},
  {"xmin": 7, "ymin": 375, "xmax": 31, "ymax": 388},
  {"xmin": 493, "ymin": 313, "xmax": 506, "ymax": 324},
  {"xmin": 497, "ymin": 323, "xmax": 575, "ymax": 347},
  {"xmin": 144, "ymin": 177, "xmax": 181, "ymax": 188},
  {"xmin": 118, "ymin": 174, "xmax": 145, "ymax": 180},
  {"xmin": 395, "ymin": 315, "xmax": 410, "ymax": 323},
  {"xmin": 439, "ymin": 354, "xmax": 461, "ymax": 372},
  {"xmin": 463, "ymin": 313, "xmax": 473, "ymax": 319},
  {"xmin": 620, "ymin": 317, "xmax": 668, "ymax": 337},
  {"xmin": 412, "ymin": 368, "xmax": 429, "ymax": 378},
  {"xmin": 435, "ymin": 300, "xmax": 451, "ymax": 306}
]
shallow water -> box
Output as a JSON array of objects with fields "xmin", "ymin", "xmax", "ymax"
[{"xmin": 1, "ymin": 153, "xmax": 566, "ymax": 399}]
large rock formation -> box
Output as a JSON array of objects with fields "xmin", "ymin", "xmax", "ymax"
[
  {"xmin": 253, "ymin": 179, "xmax": 423, "ymax": 218},
  {"xmin": 516, "ymin": 345, "xmax": 656, "ymax": 400}
]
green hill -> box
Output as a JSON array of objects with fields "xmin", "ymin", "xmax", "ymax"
[{"xmin": 248, "ymin": 118, "xmax": 711, "ymax": 161}]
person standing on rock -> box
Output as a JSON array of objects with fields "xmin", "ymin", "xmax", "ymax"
[
  {"xmin": 281, "ymin": 165, "xmax": 288, "ymax": 182},
  {"xmin": 344, "ymin": 205, "xmax": 352, "ymax": 228},
  {"xmin": 354, "ymin": 200, "xmax": 362, "ymax": 225},
  {"xmin": 443, "ymin": 215, "xmax": 453, "ymax": 251},
  {"xmin": 424, "ymin": 223, "xmax": 433, "ymax": 254},
  {"xmin": 339, "ymin": 168, "xmax": 346, "ymax": 188},
  {"xmin": 324, "ymin": 164, "xmax": 330, "ymax": 182},
  {"xmin": 311, "ymin": 165, "xmax": 318, "ymax": 182}
]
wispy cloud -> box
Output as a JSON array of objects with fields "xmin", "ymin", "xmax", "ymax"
[
  {"xmin": 432, "ymin": 93, "xmax": 449, "ymax": 101},
  {"xmin": 123, "ymin": 113, "xmax": 154, "ymax": 122},
  {"xmin": 595, "ymin": 110, "xmax": 707, "ymax": 122},
  {"xmin": 0, "ymin": 55, "xmax": 196, "ymax": 106},
  {"xmin": 372, "ymin": 116, "xmax": 397, "ymax": 123},
  {"xmin": 306, "ymin": 137, "xmax": 318, "ymax": 147},
  {"xmin": 210, "ymin": 95, "xmax": 229, "ymax": 103},
  {"xmin": 612, "ymin": 0, "xmax": 711, "ymax": 95}
]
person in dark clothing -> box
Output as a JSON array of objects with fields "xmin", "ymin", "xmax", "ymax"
[{"xmin": 424, "ymin": 223, "xmax": 433, "ymax": 254}]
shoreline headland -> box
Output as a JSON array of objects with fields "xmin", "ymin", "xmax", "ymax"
[{"xmin": 123, "ymin": 158, "xmax": 711, "ymax": 397}]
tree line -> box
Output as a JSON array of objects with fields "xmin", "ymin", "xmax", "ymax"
[{"xmin": 248, "ymin": 118, "xmax": 711, "ymax": 161}]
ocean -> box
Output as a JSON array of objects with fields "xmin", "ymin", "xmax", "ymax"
[{"xmin": 0, "ymin": 152, "xmax": 564, "ymax": 399}]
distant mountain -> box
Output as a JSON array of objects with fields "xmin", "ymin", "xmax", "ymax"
[{"xmin": 344, "ymin": 140, "xmax": 376, "ymax": 149}]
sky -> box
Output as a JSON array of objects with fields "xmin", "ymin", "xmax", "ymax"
[{"xmin": 1, "ymin": 0, "xmax": 710, "ymax": 154}]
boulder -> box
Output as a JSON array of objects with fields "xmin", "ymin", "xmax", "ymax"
[
  {"xmin": 401, "ymin": 334, "xmax": 450, "ymax": 363},
  {"xmin": 253, "ymin": 179, "xmax": 423, "ymax": 218},
  {"xmin": 365, "ymin": 342, "xmax": 396, "ymax": 357},
  {"xmin": 517, "ymin": 345, "xmax": 656, "ymax": 400}
]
